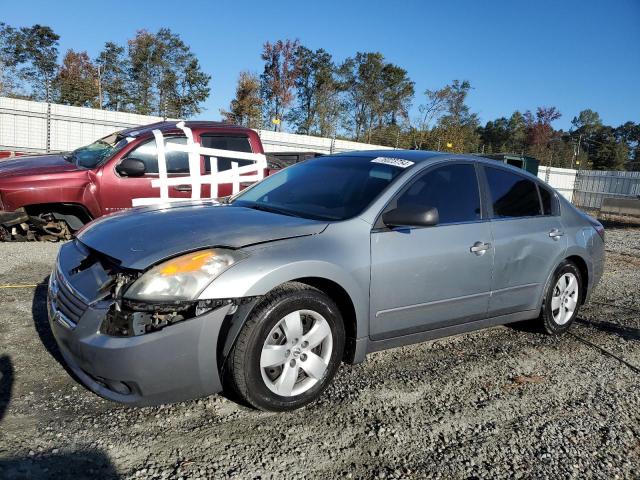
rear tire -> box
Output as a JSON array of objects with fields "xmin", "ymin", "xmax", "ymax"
[
  {"xmin": 227, "ymin": 282, "xmax": 345, "ymax": 411},
  {"xmin": 539, "ymin": 260, "xmax": 583, "ymax": 335}
]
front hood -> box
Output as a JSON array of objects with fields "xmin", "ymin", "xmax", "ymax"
[
  {"xmin": 0, "ymin": 154, "xmax": 79, "ymax": 178},
  {"xmin": 77, "ymin": 201, "xmax": 328, "ymax": 270}
]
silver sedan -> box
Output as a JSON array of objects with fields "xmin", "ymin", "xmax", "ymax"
[{"xmin": 48, "ymin": 151, "xmax": 604, "ymax": 411}]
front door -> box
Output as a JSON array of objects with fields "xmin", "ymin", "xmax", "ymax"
[
  {"xmin": 482, "ymin": 166, "xmax": 568, "ymax": 316},
  {"xmin": 370, "ymin": 163, "xmax": 494, "ymax": 340},
  {"xmin": 101, "ymin": 136, "xmax": 196, "ymax": 213}
]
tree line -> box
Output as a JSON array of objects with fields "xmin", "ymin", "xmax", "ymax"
[
  {"xmin": 0, "ymin": 23, "xmax": 210, "ymax": 118},
  {"xmin": 0, "ymin": 24, "xmax": 637, "ymax": 170},
  {"xmin": 222, "ymin": 39, "xmax": 639, "ymax": 171}
]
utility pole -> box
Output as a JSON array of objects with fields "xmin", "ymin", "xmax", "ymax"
[
  {"xmin": 97, "ymin": 64, "xmax": 103, "ymax": 110},
  {"xmin": 45, "ymin": 76, "xmax": 51, "ymax": 153}
]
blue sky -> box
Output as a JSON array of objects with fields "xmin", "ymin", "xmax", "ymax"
[{"xmin": 3, "ymin": 0, "xmax": 639, "ymax": 130}]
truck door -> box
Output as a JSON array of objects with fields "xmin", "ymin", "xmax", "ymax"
[
  {"xmin": 198, "ymin": 134, "xmax": 256, "ymax": 198},
  {"xmin": 100, "ymin": 135, "xmax": 199, "ymax": 213}
]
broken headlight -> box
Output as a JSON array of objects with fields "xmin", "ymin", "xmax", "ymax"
[{"xmin": 124, "ymin": 248, "xmax": 248, "ymax": 302}]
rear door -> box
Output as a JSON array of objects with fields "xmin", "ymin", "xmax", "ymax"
[
  {"xmin": 369, "ymin": 162, "xmax": 494, "ymax": 340},
  {"xmin": 199, "ymin": 134, "xmax": 254, "ymax": 198},
  {"xmin": 481, "ymin": 165, "xmax": 568, "ymax": 316}
]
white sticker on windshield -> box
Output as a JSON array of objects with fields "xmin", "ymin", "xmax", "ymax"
[{"xmin": 371, "ymin": 157, "xmax": 414, "ymax": 168}]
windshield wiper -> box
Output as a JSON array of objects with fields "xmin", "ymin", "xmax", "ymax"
[
  {"xmin": 241, "ymin": 202, "xmax": 304, "ymax": 218},
  {"xmin": 62, "ymin": 152, "xmax": 76, "ymax": 163}
]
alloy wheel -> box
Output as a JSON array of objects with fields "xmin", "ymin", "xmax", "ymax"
[
  {"xmin": 260, "ymin": 309, "xmax": 333, "ymax": 397},
  {"xmin": 551, "ymin": 272, "xmax": 579, "ymax": 325}
]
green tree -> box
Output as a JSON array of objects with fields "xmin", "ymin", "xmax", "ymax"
[
  {"xmin": 614, "ymin": 121, "xmax": 640, "ymax": 169},
  {"xmin": 571, "ymin": 109, "xmax": 602, "ymax": 134},
  {"xmin": 506, "ymin": 111, "xmax": 527, "ymax": 153},
  {"xmin": 260, "ymin": 39, "xmax": 300, "ymax": 131},
  {"xmin": 126, "ymin": 29, "xmax": 210, "ymax": 118},
  {"xmin": 589, "ymin": 126, "xmax": 629, "ymax": 170},
  {"xmin": 0, "ymin": 23, "xmax": 24, "ymax": 97},
  {"xmin": 341, "ymin": 52, "xmax": 414, "ymax": 142},
  {"xmin": 290, "ymin": 46, "xmax": 344, "ymax": 136},
  {"xmin": 434, "ymin": 80, "xmax": 480, "ymax": 153},
  {"xmin": 221, "ymin": 71, "xmax": 263, "ymax": 128},
  {"xmin": 341, "ymin": 52, "xmax": 384, "ymax": 140},
  {"xmin": 127, "ymin": 30, "xmax": 160, "ymax": 115},
  {"xmin": 478, "ymin": 117, "xmax": 510, "ymax": 153},
  {"xmin": 1, "ymin": 23, "xmax": 59, "ymax": 101},
  {"xmin": 380, "ymin": 63, "xmax": 414, "ymax": 126},
  {"xmin": 96, "ymin": 42, "xmax": 128, "ymax": 111},
  {"xmin": 155, "ymin": 29, "xmax": 210, "ymax": 118},
  {"xmin": 54, "ymin": 49, "xmax": 98, "ymax": 107}
]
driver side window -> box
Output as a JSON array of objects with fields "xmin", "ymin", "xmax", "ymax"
[
  {"xmin": 395, "ymin": 163, "xmax": 481, "ymax": 224},
  {"xmin": 125, "ymin": 137, "xmax": 189, "ymax": 174}
]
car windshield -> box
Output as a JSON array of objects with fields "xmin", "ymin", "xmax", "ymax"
[
  {"xmin": 68, "ymin": 132, "xmax": 131, "ymax": 169},
  {"xmin": 231, "ymin": 155, "xmax": 409, "ymax": 221}
]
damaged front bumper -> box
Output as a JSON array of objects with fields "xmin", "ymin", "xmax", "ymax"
[
  {"xmin": 49, "ymin": 291, "xmax": 233, "ymax": 406},
  {"xmin": 47, "ymin": 239, "xmax": 253, "ymax": 406}
]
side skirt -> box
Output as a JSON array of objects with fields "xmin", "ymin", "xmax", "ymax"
[{"xmin": 364, "ymin": 309, "xmax": 539, "ymax": 356}]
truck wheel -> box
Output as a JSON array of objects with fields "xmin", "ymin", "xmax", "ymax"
[
  {"xmin": 227, "ymin": 282, "xmax": 345, "ymax": 411},
  {"xmin": 539, "ymin": 260, "xmax": 583, "ymax": 335}
]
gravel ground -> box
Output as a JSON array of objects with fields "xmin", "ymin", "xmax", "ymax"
[{"xmin": 0, "ymin": 225, "xmax": 639, "ymax": 479}]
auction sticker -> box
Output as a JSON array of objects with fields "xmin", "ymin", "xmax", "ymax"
[{"xmin": 371, "ymin": 157, "xmax": 414, "ymax": 168}]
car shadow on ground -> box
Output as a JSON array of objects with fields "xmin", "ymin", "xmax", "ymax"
[
  {"xmin": 0, "ymin": 355, "xmax": 14, "ymax": 422},
  {"xmin": 576, "ymin": 317, "xmax": 640, "ymax": 342},
  {"xmin": 31, "ymin": 277, "xmax": 85, "ymax": 387},
  {"xmin": 0, "ymin": 450, "xmax": 119, "ymax": 479},
  {"xmin": 31, "ymin": 278, "xmax": 65, "ymax": 366}
]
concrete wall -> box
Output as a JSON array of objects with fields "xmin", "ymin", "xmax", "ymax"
[
  {"xmin": 0, "ymin": 97, "xmax": 166, "ymax": 153},
  {"xmin": 0, "ymin": 97, "xmax": 392, "ymax": 155}
]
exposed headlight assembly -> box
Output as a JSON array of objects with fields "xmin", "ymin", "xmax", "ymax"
[{"xmin": 124, "ymin": 248, "xmax": 248, "ymax": 301}]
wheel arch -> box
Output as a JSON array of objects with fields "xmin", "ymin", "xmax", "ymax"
[
  {"xmin": 565, "ymin": 254, "xmax": 589, "ymax": 304},
  {"xmin": 289, "ymin": 276, "xmax": 358, "ymax": 363},
  {"xmin": 23, "ymin": 202, "xmax": 94, "ymax": 230},
  {"xmin": 216, "ymin": 274, "xmax": 362, "ymax": 370}
]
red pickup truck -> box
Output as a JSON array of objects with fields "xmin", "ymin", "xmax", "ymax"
[{"xmin": 0, "ymin": 121, "xmax": 267, "ymax": 241}]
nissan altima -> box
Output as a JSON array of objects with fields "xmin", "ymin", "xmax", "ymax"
[{"xmin": 48, "ymin": 151, "xmax": 604, "ymax": 411}]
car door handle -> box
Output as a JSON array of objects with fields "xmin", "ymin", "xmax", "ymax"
[
  {"xmin": 549, "ymin": 228, "xmax": 564, "ymax": 240},
  {"xmin": 174, "ymin": 184, "xmax": 192, "ymax": 192},
  {"xmin": 470, "ymin": 241, "xmax": 491, "ymax": 255}
]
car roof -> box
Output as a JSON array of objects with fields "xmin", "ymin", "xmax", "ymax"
[
  {"xmin": 335, "ymin": 149, "xmax": 450, "ymax": 163},
  {"xmin": 326, "ymin": 149, "xmax": 546, "ymax": 183},
  {"xmin": 117, "ymin": 120, "xmax": 252, "ymax": 138}
]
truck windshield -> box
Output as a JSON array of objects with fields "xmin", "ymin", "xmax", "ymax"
[
  {"xmin": 68, "ymin": 132, "xmax": 131, "ymax": 169},
  {"xmin": 232, "ymin": 155, "xmax": 407, "ymax": 221}
]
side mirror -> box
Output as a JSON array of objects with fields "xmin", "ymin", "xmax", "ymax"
[
  {"xmin": 382, "ymin": 206, "xmax": 439, "ymax": 228},
  {"xmin": 116, "ymin": 158, "xmax": 146, "ymax": 177}
]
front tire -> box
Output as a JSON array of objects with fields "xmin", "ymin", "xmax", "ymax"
[
  {"xmin": 540, "ymin": 260, "xmax": 583, "ymax": 335},
  {"xmin": 227, "ymin": 282, "xmax": 345, "ymax": 411}
]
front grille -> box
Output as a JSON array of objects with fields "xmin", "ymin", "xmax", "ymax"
[{"xmin": 53, "ymin": 268, "xmax": 89, "ymax": 324}]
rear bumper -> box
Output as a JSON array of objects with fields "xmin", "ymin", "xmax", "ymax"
[{"xmin": 48, "ymin": 292, "xmax": 232, "ymax": 406}]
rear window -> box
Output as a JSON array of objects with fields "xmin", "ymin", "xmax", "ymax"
[
  {"xmin": 539, "ymin": 185, "xmax": 557, "ymax": 215},
  {"xmin": 201, "ymin": 135, "xmax": 253, "ymax": 172},
  {"xmin": 485, "ymin": 167, "xmax": 541, "ymax": 218}
]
